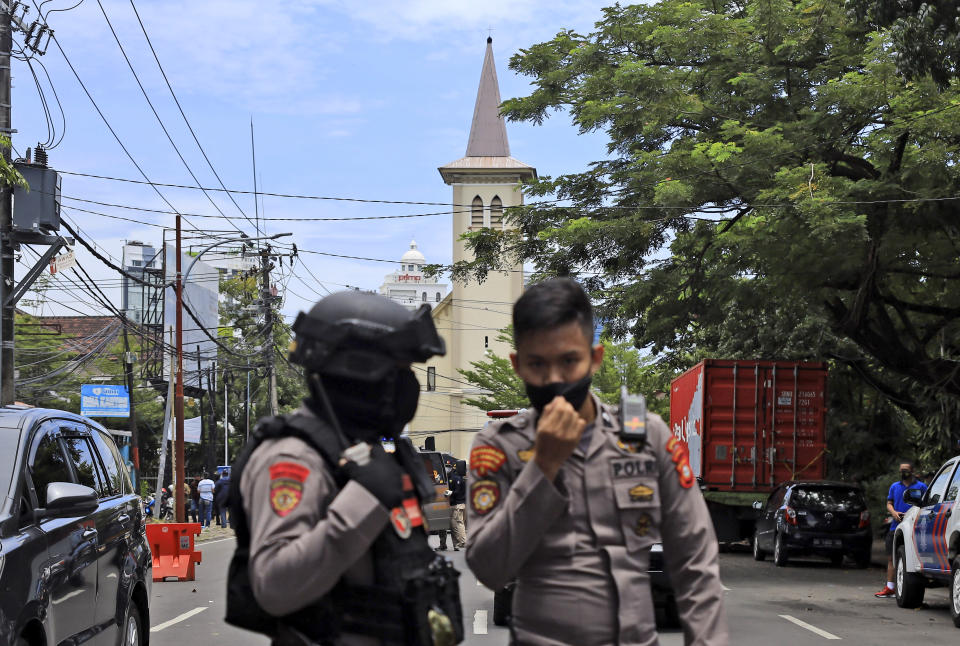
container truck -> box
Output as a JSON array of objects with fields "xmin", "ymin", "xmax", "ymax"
[{"xmin": 670, "ymin": 359, "xmax": 829, "ymax": 543}]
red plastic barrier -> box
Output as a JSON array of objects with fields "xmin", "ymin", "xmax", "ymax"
[{"xmin": 146, "ymin": 523, "xmax": 202, "ymax": 582}]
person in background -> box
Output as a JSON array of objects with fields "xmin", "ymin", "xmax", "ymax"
[
  {"xmin": 448, "ymin": 460, "xmax": 467, "ymax": 551},
  {"xmin": 215, "ymin": 468, "xmax": 232, "ymax": 528},
  {"xmin": 875, "ymin": 460, "xmax": 927, "ymax": 598},
  {"xmin": 189, "ymin": 477, "xmax": 200, "ymax": 523},
  {"xmin": 197, "ymin": 472, "xmax": 215, "ymax": 529}
]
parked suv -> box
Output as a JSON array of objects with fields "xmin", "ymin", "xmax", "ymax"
[
  {"xmin": 893, "ymin": 455, "xmax": 960, "ymax": 627},
  {"xmin": 0, "ymin": 406, "xmax": 152, "ymax": 645},
  {"xmin": 752, "ymin": 481, "xmax": 872, "ymax": 567}
]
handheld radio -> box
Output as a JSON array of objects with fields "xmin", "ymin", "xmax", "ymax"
[{"xmin": 618, "ymin": 385, "xmax": 648, "ymax": 444}]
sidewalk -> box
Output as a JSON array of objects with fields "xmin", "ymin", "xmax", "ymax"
[{"xmin": 196, "ymin": 524, "xmax": 236, "ymax": 543}]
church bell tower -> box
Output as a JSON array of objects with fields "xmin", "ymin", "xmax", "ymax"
[{"xmin": 412, "ymin": 37, "xmax": 536, "ymax": 457}]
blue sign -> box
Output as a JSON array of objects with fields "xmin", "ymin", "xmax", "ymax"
[{"xmin": 81, "ymin": 384, "xmax": 130, "ymax": 418}]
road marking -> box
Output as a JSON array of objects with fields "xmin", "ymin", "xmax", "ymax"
[
  {"xmin": 722, "ymin": 584, "xmax": 731, "ymax": 591},
  {"xmin": 195, "ymin": 536, "xmax": 236, "ymax": 546},
  {"xmin": 473, "ymin": 609, "xmax": 488, "ymax": 635},
  {"xmin": 151, "ymin": 607, "xmax": 208, "ymax": 633},
  {"xmin": 778, "ymin": 614, "xmax": 840, "ymax": 640}
]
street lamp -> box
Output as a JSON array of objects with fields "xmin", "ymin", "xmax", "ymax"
[{"xmin": 170, "ymin": 231, "xmax": 291, "ymax": 523}]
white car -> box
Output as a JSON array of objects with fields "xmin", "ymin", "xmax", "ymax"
[{"xmin": 893, "ymin": 455, "xmax": 960, "ymax": 627}]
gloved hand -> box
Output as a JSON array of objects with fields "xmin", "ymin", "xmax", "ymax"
[{"xmin": 339, "ymin": 443, "xmax": 405, "ymax": 509}]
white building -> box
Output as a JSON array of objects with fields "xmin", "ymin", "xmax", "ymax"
[
  {"xmin": 379, "ymin": 240, "xmax": 449, "ymax": 310},
  {"xmin": 121, "ymin": 241, "xmax": 162, "ymax": 325}
]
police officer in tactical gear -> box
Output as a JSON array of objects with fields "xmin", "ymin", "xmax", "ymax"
[{"xmin": 226, "ymin": 291, "xmax": 463, "ymax": 646}]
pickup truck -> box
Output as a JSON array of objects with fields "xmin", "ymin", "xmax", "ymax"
[{"xmin": 893, "ymin": 454, "xmax": 960, "ymax": 627}]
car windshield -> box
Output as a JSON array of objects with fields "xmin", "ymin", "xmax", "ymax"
[
  {"xmin": 791, "ymin": 487, "xmax": 864, "ymax": 511},
  {"xmin": 0, "ymin": 431, "xmax": 19, "ymax": 509}
]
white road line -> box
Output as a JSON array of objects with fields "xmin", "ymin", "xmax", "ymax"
[
  {"xmin": 721, "ymin": 584, "xmax": 731, "ymax": 591},
  {"xmin": 473, "ymin": 609, "xmax": 488, "ymax": 635},
  {"xmin": 150, "ymin": 607, "xmax": 208, "ymax": 633},
  {"xmin": 195, "ymin": 536, "xmax": 236, "ymax": 546},
  {"xmin": 779, "ymin": 614, "xmax": 841, "ymax": 640}
]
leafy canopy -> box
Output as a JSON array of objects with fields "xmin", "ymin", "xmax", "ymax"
[{"xmin": 451, "ymin": 0, "xmax": 960, "ymax": 438}]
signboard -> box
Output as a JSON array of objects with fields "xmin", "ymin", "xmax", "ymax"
[
  {"xmin": 81, "ymin": 384, "xmax": 130, "ymax": 418},
  {"xmin": 49, "ymin": 248, "xmax": 76, "ymax": 274},
  {"xmin": 164, "ymin": 417, "xmax": 202, "ymax": 444}
]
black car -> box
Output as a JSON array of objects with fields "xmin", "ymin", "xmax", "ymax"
[
  {"xmin": 752, "ymin": 480, "xmax": 871, "ymax": 568},
  {"xmin": 0, "ymin": 406, "xmax": 152, "ymax": 645}
]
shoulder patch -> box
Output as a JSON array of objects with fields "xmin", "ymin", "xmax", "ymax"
[
  {"xmin": 517, "ymin": 448, "xmax": 534, "ymax": 463},
  {"xmin": 269, "ymin": 461, "xmax": 309, "ymax": 517},
  {"xmin": 471, "ymin": 445, "xmax": 507, "ymax": 476},
  {"xmin": 666, "ymin": 437, "xmax": 695, "ymax": 489},
  {"xmin": 471, "ymin": 479, "xmax": 500, "ymax": 515}
]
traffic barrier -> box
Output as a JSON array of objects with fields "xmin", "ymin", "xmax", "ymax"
[{"xmin": 146, "ymin": 523, "xmax": 202, "ymax": 582}]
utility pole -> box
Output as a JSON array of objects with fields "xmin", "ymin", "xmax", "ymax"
[
  {"xmin": 122, "ymin": 327, "xmax": 140, "ymax": 491},
  {"xmin": 245, "ymin": 356, "xmax": 250, "ymax": 442},
  {"xmin": 223, "ymin": 368, "xmax": 228, "ymax": 465},
  {"xmin": 0, "ymin": 5, "xmax": 14, "ymax": 405},
  {"xmin": 261, "ymin": 248, "xmax": 278, "ymax": 416},
  {"xmin": 173, "ymin": 214, "xmax": 185, "ymax": 523}
]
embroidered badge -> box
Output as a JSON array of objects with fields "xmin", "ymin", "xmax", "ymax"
[
  {"xmin": 611, "ymin": 457, "xmax": 657, "ymax": 479},
  {"xmin": 471, "ymin": 479, "xmax": 500, "ymax": 515},
  {"xmin": 666, "ymin": 437, "xmax": 696, "ymax": 489},
  {"xmin": 269, "ymin": 461, "xmax": 309, "ymax": 517},
  {"xmin": 629, "ymin": 484, "xmax": 655, "ymax": 503},
  {"xmin": 390, "ymin": 507, "xmax": 412, "ymax": 539},
  {"xmin": 635, "ymin": 513, "xmax": 652, "ymax": 537},
  {"xmin": 470, "ymin": 446, "xmax": 507, "ymax": 476},
  {"xmin": 517, "ymin": 449, "xmax": 534, "ymax": 463}
]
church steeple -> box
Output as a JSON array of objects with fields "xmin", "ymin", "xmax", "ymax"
[{"xmin": 466, "ymin": 37, "xmax": 510, "ymax": 157}]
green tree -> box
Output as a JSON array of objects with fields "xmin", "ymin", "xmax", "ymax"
[
  {"xmin": 459, "ymin": 327, "xmax": 527, "ymax": 411},
  {"xmin": 451, "ymin": 0, "xmax": 960, "ymax": 450}
]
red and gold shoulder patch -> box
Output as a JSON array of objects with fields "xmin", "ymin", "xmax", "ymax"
[
  {"xmin": 470, "ymin": 479, "xmax": 500, "ymax": 515},
  {"xmin": 269, "ymin": 461, "xmax": 309, "ymax": 517},
  {"xmin": 470, "ymin": 445, "xmax": 506, "ymax": 477},
  {"xmin": 666, "ymin": 437, "xmax": 695, "ymax": 489}
]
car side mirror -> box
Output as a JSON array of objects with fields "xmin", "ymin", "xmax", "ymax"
[
  {"xmin": 903, "ymin": 487, "xmax": 925, "ymax": 507},
  {"xmin": 37, "ymin": 482, "xmax": 98, "ymax": 518},
  {"xmin": 752, "ymin": 501, "xmax": 763, "ymax": 510}
]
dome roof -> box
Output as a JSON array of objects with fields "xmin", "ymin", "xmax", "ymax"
[{"xmin": 401, "ymin": 239, "xmax": 426, "ymax": 265}]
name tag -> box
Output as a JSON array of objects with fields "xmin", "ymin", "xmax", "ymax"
[{"xmin": 611, "ymin": 458, "xmax": 657, "ymax": 479}]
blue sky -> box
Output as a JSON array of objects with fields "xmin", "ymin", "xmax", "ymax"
[{"xmin": 13, "ymin": 0, "xmax": 613, "ymax": 323}]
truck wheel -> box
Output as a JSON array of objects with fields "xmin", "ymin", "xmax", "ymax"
[
  {"xmin": 773, "ymin": 532, "xmax": 789, "ymax": 567},
  {"xmin": 752, "ymin": 533, "xmax": 765, "ymax": 561},
  {"xmin": 951, "ymin": 558, "xmax": 960, "ymax": 628},
  {"xmin": 895, "ymin": 546, "xmax": 925, "ymax": 608}
]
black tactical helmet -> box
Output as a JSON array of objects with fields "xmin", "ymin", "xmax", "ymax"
[{"xmin": 290, "ymin": 291, "xmax": 445, "ymax": 380}]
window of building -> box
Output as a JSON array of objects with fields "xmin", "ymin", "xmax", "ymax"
[
  {"xmin": 427, "ymin": 367, "xmax": 436, "ymax": 392},
  {"xmin": 471, "ymin": 196, "xmax": 484, "ymax": 229},
  {"xmin": 422, "ymin": 292, "xmax": 427, "ymax": 302},
  {"xmin": 484, "ymin": 335, "xmax": 489, "ymax": 348},
  {"xmin": 490, "ymin": 195, "xmax": 503, "ymax": 229},
  {"xmin": 435, "ymin": 292, "xmax": 441, "ymax": 302},
  {"xmin": 130, "ymin": 260, "xmax": 142, "ymax": 267}
]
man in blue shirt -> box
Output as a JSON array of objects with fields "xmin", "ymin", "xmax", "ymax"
[{"xmin": 876, "ymin": 460, "xmax": 927, "ymax": 598}]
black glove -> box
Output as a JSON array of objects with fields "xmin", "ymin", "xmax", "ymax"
[{"xmin": 339, "ymin": 443, "xmax": 405, "ymax": 509}]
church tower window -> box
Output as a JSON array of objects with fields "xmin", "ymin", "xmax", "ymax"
[
  {"xmin": 435, "ymin": 292, "xmax": 441, "ymax": 302},
  {"xmin": 471, "ymin": 196, "xmax": 484, "ymax": 229},
  {"xmin": 422, "ymin": 292, "xmax": 427, "ymax": 302},
  {"xmin": 490, "ymin": 195, "xmax": 503, "ymax": 229}
]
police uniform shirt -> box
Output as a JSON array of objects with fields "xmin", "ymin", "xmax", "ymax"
[
  {"xmin": 466, "ymin": 394, "xmax": 729, "ymax": 646},
  {"xmin": 240, "ymin": 409, "xmax": 389, "ymax": 646}
]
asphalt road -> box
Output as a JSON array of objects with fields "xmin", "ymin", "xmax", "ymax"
[{"xmin": 148, "ymin": 536, "xmax": 959, "ymax": 644}]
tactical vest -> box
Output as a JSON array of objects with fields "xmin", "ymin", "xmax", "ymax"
[{"xmin": 226, "ymin": 412, "xmax": 464, "ymax": 646}]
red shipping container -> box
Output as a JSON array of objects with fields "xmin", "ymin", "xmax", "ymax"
[{"xmin": 670, "ymin": 360, "xmax": 828, "ymax": 492}]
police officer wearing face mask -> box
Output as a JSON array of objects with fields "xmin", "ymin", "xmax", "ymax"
[
  {"xmin": 226, "ymin": 291, "xmax": 463, "ymax": 646},
  {"xmin": 466, "ymin": 278, "xmax": 728, "ymax": 646}
]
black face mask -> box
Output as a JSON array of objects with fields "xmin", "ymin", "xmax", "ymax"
[
  {"xmin": 309, "ymin": 368, "xmax": 421, "ymax": 442},
  {"xmin": 525, "ymin": 374, "xmax": 593, "ymax": 414},
  {"xmin": 901, "ymin": 470, "xmax": 913, "ymax": 481}
]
